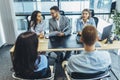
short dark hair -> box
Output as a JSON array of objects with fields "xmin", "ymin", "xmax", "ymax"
[
  {"xmin": 82, "ymin": 25, "xmax": 97, "ymax": 46},
  {"xmin": 50, "ymin": 6, "xmax": 59, "ymax": 12}
]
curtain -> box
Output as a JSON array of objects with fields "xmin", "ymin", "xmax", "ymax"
[{"xmin": 0, "ymin": 0, "xmax": 17, "ymax": 45}]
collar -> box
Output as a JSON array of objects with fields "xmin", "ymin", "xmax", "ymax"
[
  {"xmin": 56, "ymin": 15, "xmax": 61, "ymax": 21},
  {"xmin": 80, "ymin": 19, "xmax": 90, "ymax": 23},
  {"xmin": 84, "ymin": 49, "xmax": 97, "ymax": 54}
]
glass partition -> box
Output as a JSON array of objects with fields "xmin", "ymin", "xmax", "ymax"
[
  {"xmin": 59, "ymin": 0, "xmax": 89, "ymax": 12},
  {"xmin": 13, "ymin": 0, "xmax": 114, "ymax": 37},
  {"xmin": 14, "ymin": 0, "xmax": 113, "ymax": 13}
]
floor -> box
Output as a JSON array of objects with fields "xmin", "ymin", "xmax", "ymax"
[{"xmin": 0, "ymin": 46, "xmax": 120, "ymax": 80}]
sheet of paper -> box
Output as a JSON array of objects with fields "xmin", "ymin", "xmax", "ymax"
[{"xmin": 49, "ymin": 31, "xmax": 60, "ymax": 37}]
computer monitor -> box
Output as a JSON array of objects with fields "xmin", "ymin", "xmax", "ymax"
[{"xmin": 98, "ymin": 24, "xmax": 113, "ymax": 40}]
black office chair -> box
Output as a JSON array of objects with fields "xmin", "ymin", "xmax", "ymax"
[
  {"xmin": 62, "ymin": 61, "xmax": 119, "ymax": 80},
  {"xmin": 42, "ymin": 14, "xmax": 45, "ymax": 20},
  {"xmin": 110, "ymin": 1, "xmax": 116, "ymax": 14},
  {"xmin": 67, "ymin": 66, "xmax": 119, "ymax": 80},
  {"xmin": 109, "ymin": 1, "xmax": 116, "ymax": 18},
  {"xmin": 60, "ymin": 10, "xmax": 65, "ymax": 16},
  {"xmin": 69, "ymin": 70, "xmax": 110, "ymax": 80},
  {"xmin": 90, "ymin": 9, "xmax": 99, "ymax": 28},
  {"xmin": 12, "ymin": 72, "xmax": 54, "ymax": 80},
  {"xmin": 62, "ymin": 62, "xmax": 111, "ymax": 80}
]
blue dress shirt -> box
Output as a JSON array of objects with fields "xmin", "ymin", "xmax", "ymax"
[{"xmin": 67, "ymin": 50, "xmax": 111, "ymax": 74}]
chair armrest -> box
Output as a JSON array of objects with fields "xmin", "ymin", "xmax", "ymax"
[
  {"xmin": 50, "ymin": 66, "xmax": 54, "ymax": 73},
  {"xmin": 62, "ymin": 61, "xmax": 68, "ymax": 71}
]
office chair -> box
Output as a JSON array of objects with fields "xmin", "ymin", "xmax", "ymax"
[
  {"xmin": 109, "ymin": 1, "xmax": 116, "ymax": 18},
  {"xmin": 63, "ymin": 64, "xmax": 119, "ymax": 80},
  {"xmin": 110, "ymin": 1, "xmax": 116, "ymax": 14},
  {"xmin": 12, "ymin": 72, "xmax": 54, "ymax": 80},
  {"xmin": 69, "ymin": 70, "xmax": 110, "ymax": 80},
  {"xmin": 60, "ymin": 10, "xmax": 65, "ymax": 16},
  {"xmin": 90, "ymin": 9, "xmax": 99, "ymax": 27},
  {"xmin": 69, "ymin": 68, "xmax": 120, "ymax": 80},
  {"xmin": 12, "ymin": 66, "xmax": 54, "ymax": 80},
  {"xmin": 62, "ymin": 61, "xmax": 110, "ymax": 80}
]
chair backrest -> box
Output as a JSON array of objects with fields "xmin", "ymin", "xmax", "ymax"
[
  {"xmin": 70, "ymin": 70, "xmax": 110, "ymax": 80},
  {"xmin": 93, "ymin": 17, "xmax": 99, "ymax": 27},
  {"xmin": 90, "ymin": 9, "xmax": 99, "ymax": 27},
  {"xmin": 42, "ymin": 14, "xmax": 45, "ymax": 20},
  {"xmin": 90, "ymin": 9, "xmax": 95, "ymax": 17},
  {"xmin": 60, "ymin": 10, "xmax": 65, "ymax": 16},
  {"xmin": 110, "ymin": 1, "xmax": 116, "ymax": 14}
]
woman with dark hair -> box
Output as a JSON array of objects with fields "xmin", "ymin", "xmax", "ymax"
[
  {"xmin": 28, "ymin": 10, "xmax": 46, "ymax": 38},
  {"xmin": 76, "ymin": 9, "xmax": 96, "ymax": 35},
  {"xmin": 13, "ymin": 32, "xmax": 51, "ymax": 79}
]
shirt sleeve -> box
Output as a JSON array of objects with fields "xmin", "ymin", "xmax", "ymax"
[
  {"xmin": 34, "ymin": 55, "xmax": 48, "ymax": 72},
  {"xmin": 30, "ymin": 27, "xmax": 35, "ymax": 32},
  {"xmin": 63, "ymin": 17, "xmax": 72, "ymax": 36},
  {"xmin": 76, "ymin": 19, "xmax": 82, "ymax": 32},
  {"xmin": 35, "ymin": 21, "xmax": 46, "ymax": 35},
  {"xmin": 49, "ymin": 19, "xmax": 54, "ymax": 32}
]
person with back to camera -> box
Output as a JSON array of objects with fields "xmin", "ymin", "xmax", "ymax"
[
  {"xmin": 67, "ymin": 25, "xmax": 111, "ymax": 75},
  {"xmin": 76, "ymin": 9, "xmax": 96, "ymax": 36},
  {"xmin": 28, "ymin": 11, "xmax": 46, "ymax": 38},
  {"xmin": 13, "ymin": 32, "xmax": 51, "ymax": 79}
]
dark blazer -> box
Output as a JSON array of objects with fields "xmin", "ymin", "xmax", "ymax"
[{"xmin": 49, "ymin": 16, "xmax": 71, "ymax": 36}]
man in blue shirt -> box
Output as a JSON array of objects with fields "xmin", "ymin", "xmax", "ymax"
[{"xmin": 67, "ymin": 25, "xmax": 111, "ymax": 74}]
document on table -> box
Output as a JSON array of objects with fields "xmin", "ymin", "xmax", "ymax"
[{"xmin": 49, "ymin": 31, "xmax": 60, "ymax": 37}]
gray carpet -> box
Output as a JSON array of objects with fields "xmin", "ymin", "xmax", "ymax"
[
  {"xmin": 0, "ymin": 46, "xmax": 13, "ymax": 80},
  {"xmin": 0, "ymin": 46, "xmax": 120, "ymax": 80}
]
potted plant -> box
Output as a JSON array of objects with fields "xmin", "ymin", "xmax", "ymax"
[{"xmin": 112, "ymin": 10, "xmax": 120, "ymax": 40}]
